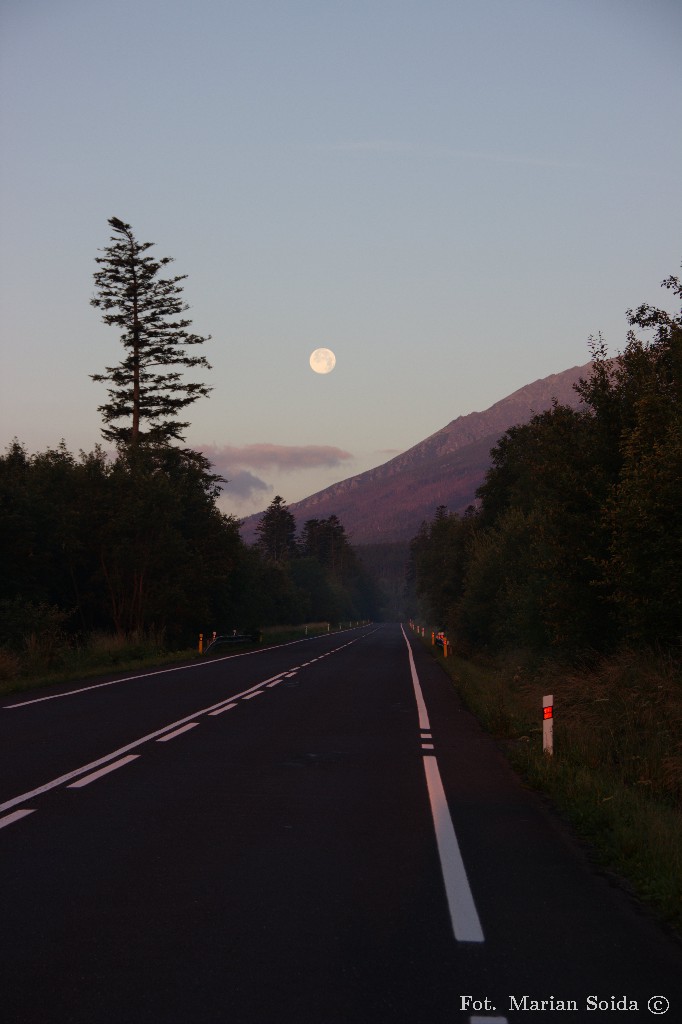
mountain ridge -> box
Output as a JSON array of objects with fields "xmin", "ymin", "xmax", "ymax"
[{"xmin": 239, "ymin": 361, "xmax": 592, "ymax": 544}]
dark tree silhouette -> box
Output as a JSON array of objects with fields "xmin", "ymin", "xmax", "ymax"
[{"xmin": 91, "ymin": 217, "xmax": 212, "ymax": 448}]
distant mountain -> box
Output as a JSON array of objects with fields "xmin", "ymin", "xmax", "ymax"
[{"xmin": 240, "ymin": 362, "xmax": 592, "ymax": 545}]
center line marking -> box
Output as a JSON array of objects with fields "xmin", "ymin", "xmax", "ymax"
[
  {"xmin": 157, "ymin": 722, "xmax": 199, "ymax": 742},
  {"xmin": 67, "ymin": 755, "xmax": 140, "ymax": 788},
  {"xmin": 242, "ymin": 691, "xmax": 263, "ymax": 700},
  {"xmin": 0, "ymin": 808, "xmax": 35, "ymax": 830},
  {"xmin": 209, "ymin": 702, "xmax": 238, "ymax": 716},
  {"xmin": 0, "ymin": 674, "xmax": 289, "ymax": 815},
  {"xmin": 0, "ymin": 639, "xmax": 365, "ymax": 816}
]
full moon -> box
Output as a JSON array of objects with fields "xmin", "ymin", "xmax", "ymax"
[{"xmin": 309, "ymin": 347, "xmax": 336, "ymax": 374}]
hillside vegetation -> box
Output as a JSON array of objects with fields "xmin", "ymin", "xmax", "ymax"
[{"xmin": 409, "ymin": 270, "xmax": 682, "ymax": 655}]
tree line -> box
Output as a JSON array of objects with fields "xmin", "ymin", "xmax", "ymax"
[
  {"xmin": 0, "ymin": 217, "xmax": 379, "ymax": 660},
  {"xmin": 408, "ymin": 270, "xmax": 682, "ymax": 656},
  {"xmin": 0, "ymin": 450, "xmax": 379, "ymax": 651}
]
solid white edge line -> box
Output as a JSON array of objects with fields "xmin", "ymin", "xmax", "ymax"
[
  {"xmin": 67, "ymin": 755, "xmax": 140, "ymax": 789},
  {"xmin": 401, "ymin": 623, "xmax": 484, "ymax": 944},
  {"xmin": 156, "ymin": 722, "xmax": 199, "ymax": 742},
  {"xmin": 423, "ymin": 754, "xmax": 484, "ymax": 943},
  {"xmin": 0, "ymin": 808, "xmax": 35, "ymax": 829},
  {"xmin": 400, "ymin": 624, "xmax": 430, "ymax": 731}
]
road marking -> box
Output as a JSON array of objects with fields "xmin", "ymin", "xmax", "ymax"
[
  {"xmin": 208, "ymin": 702, "xmax": 238, "ymax": 716},
  {"xmin": 156, "ymin": 723, "xmax": 199, "ymax": 742},
  {"xmin": 401, "ymin": 624, "xmax": 484, "ymax": 944},
  {"xmin": 2, "ymin": 625, "xmax": 374, "ymax": 710},
  {"xmin": 0, "ymin": 676, "xmax": 281, "ymax": 815},
  {"xmin": 0, "ymin": 808, "xmax": 35, "ymax": 830},
  {"xmin": 242, "ymin": 691, "xmax": 263, "ymax": 700},
  {"xmin": 400, "ymin": 625, "xmax": 430, "ymax": 731},
  {"xmin": 423, "ymin": 755, "xmax": 484, "ymax": 943},
  {"xmin": 67, "ymin": 755, "xmax": 140, "ymax": 789},
  {"xmin": 421, "ymin": 743, "xmax": 434, "ymax": 750},
  {"xmin": 266, "ymin": 680, "xmax": 281, "ymax": 688},
  {"xmin": 0, "ymin": 630, "xmax": 379, "ymax": 815}
]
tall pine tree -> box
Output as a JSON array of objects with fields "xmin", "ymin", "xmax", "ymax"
[
  {"xmin": 255, "ymin": 495, "xmax": 298, "ymax": 564},
  {"xmin": 91, "ymin": 217, "xmax": 212, "ymax": 448}
]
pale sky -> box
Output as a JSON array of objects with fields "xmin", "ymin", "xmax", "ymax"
[{"xmin": 1, "ymin": 0, "xmax": 680, "ymax": 520}]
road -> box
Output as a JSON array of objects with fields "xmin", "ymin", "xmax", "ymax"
[{"xmin": 1, "ymin": 623, "xmax": 680, "ymax": 1023}]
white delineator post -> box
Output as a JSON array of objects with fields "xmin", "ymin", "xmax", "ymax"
[{"xmin": 543, "ymin": 694, "xmax": 554, "ymax": 756}]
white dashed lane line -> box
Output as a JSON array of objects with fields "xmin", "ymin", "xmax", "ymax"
[
  {"xmin": 208, "ymin": 702, "xmax": 238, "ymax": 716},
  {"xmin": 157, "ymin": 723, "xmax": 199, "ymax": 742},
  {"xmin": 0, "ymin": 636, "xmax": 359, "ymax": 818},
  {"xmin": 0, "ymin": 808, "xmax": 36, "ymax": 830},
  {"xmin": 67, "ymin": 755, "xmax": 140, "ymax": 789},
  {"xmin": 0, "ymin": 629, "xmax": 382, "ymax": 827},
  {"xmin": 2, "ymin": 626, "xmax": 367, "ymax": 710}
]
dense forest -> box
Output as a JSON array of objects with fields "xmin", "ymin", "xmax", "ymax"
[
  {"xmin": 408, "ymin": 270, "xmax": 682, "ymax": 657},
  {"xmin": 0, "ymin": 447, "xmax": 380, "ymax": 654}
]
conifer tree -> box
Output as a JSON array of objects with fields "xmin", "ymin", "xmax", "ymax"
[
  {"xmin": 91, "ymin": 217, "xmax": 212, "ymax": 447},
  {"xmin": 255, "ymin": 495, "xmax": 298, "ymax": 564}
]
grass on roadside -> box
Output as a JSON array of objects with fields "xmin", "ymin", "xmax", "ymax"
[
  {"xmin": 418, "ymin": 633, "xmax": 682, "ymax": 936},
  {"xmin": 0, "ymin": 620, "xmax": 360, "ymax": 697},
  {"xmin": 0, "ymin": 629, "xmax": 200, "ymax": 698}
]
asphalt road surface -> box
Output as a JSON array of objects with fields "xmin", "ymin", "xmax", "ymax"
[{"xmin": 1, "ymin": 623, "xmax": 680, "ymax": 1024}]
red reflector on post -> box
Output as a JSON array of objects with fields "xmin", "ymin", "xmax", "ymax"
[{"xmin": 543, "ymin": 694, "xmax": 554, "ymax": 756}]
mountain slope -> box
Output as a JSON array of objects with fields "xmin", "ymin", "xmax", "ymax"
[{"xmin": 240, "ymin": 362, "xmax": 592, "ymax": 544}]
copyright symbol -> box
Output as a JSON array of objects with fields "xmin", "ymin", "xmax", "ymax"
[{"xmin": 649, "ymin": 996, "xmax": 669, "ymax": 1014}]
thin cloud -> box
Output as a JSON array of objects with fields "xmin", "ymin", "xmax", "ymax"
[
  {"xmin": 201, "ymin": 443, "xmax": 354, "ymax": 473},
  {"xmin": 220, "ymin": 469, "xmax": 271, "ymax": 503},
  {"xmin": 455, "ymin": 147, "xmax": 589, "ymax": 170},
  {"xmin": 308, "ymin": 140, "xmax": 411, "ymax": 154}
]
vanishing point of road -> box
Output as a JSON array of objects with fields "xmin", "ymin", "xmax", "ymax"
[{"xmin": 1, "ymin": 623, "xmax": 680, "ymax": 1023}]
